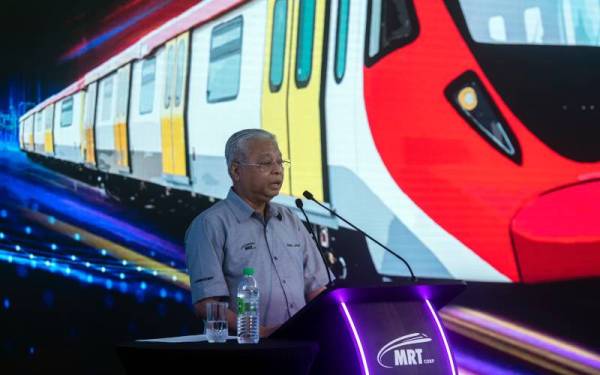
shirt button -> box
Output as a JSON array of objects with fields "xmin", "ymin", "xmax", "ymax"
[
  {"xmin": 273, "ymin": 256, "xmax": 278, "ymax": 261},
  {"xmin": 290, "ymin": 303, "xmax": 295, "ymax": 309},
  {"xmin": 282, "ymin": 279, "xmax": 286, "ymax": 284}
]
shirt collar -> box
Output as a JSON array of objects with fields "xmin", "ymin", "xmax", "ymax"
[{"xmin": 226, "ymin": 188, "xmax": 280, "ymax": 223}]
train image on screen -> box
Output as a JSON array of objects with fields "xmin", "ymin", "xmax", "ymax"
[{"xmin": 19, "ymin": 0, "xmax": 600, "ymax": 283}]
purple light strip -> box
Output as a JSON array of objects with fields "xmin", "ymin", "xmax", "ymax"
[
  {"xmin": 453, "ymin": 348, "xmax": 526, "ymax": 375},
  {"xmin": 425, "ymin": 299, "xmax": 457, "ymax": 375},
  {"xmin": 340, "ymin": 302, "xmax": 370, "ymax": 375},
  {"xmin": 444, "ymin": 307, "xmax": 600, "ymax": 370}
]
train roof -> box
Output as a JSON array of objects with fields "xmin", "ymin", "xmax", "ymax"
[{"xmin": 21, "ymin": 0, "xmax": 247, "ymax": 121}]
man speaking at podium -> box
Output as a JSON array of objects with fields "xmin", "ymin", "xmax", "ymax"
[{"xmin": 184, "ymin": 129, "xmax": 331, "ymax": 338}]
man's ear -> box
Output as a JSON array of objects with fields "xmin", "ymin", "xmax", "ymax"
[{"xmin": 230, "ymin": 163, "xmax": 240, "ymax": 182}]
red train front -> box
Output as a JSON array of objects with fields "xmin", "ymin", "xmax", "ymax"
[{"xmin": 363, "ymin": 0, "xmax": 600, "ymax": 282}]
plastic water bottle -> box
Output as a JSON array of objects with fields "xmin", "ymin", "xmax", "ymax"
[{"xmin": 237, "ymin": 267, "xmax": 259, "ymax": 344}]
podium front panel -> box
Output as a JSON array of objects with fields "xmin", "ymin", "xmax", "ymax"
[
  {"xmin": 340, "ymin": 300, "xmax": 455, "ymax": 374},
  {"xmin": 272, "ymin": 283, "xmax": 464, "ymax": 374}
]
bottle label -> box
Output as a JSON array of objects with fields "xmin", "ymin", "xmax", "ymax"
[
  {"xmin": 237, "ymin": 297, "xmax": 256, "ymax": 314},
  {"xmin": 237, "ymin": 297, "xmax": 245, "ymax": 314}
]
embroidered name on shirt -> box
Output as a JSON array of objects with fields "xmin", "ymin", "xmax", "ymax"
[
  {"xmin": 286, "ymin": 243, "xmax": 301, "ymax": 248},
  {"xmin": 242, "ymin": 242, "xmax": 256, "ymax": 251}
]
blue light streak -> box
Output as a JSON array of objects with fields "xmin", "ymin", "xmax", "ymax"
[
  {"xmin": 0, "ymin": 169, "xmax": 183, "ymax": 263},
  {"xmin": 0, "ymin": 247, "xmax": 186, "ymax": 303}
]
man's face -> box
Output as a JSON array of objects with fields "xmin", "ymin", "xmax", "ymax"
[{"xmin": 231, "ymin": 138, "xmax": 284, "ymax": 205}]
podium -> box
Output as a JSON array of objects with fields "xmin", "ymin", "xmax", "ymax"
[
  {"xmin": 271, "ymin": 279, "xmax": 465, "ymax": 375},
  {"xmin": 116, "ymin": 280, "xmax": 464, "ymax": 375}
]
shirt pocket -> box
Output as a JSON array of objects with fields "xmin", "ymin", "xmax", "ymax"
[
  {"xmin": 224, "ymin": 238, "xmax": 259, "ymax": 276},
  {"xmin": 283, "ymin": 241, "xmax": 304, "ymax": 270}
]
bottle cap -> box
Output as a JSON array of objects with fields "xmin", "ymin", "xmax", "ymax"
[{"xmin": 243, "ymin": 267, "xmax": 254, "ymax": 276}]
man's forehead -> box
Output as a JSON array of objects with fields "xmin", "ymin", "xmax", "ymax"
[
  {"xmin": 246, "ymin": 139, "xmax": 280, "ymax": 153},
  {"xmin": 246, "ymin": 137, "xmax": 277, "ymax": 147}
]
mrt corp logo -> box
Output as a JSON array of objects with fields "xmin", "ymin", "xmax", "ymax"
[
  {"xmin": 377, "ymin": 333, "xmax": 435, "ymax": 368},
  {"xmin": 345, "ymin": 300, "xmax": 454, "ymax": 374}
]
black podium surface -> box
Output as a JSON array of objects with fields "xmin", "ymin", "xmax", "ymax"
[{"xmin": 117, "ymin": 338, "xmax": 319, "ymax": 375}]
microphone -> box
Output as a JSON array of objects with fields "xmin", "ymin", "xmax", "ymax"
[
  {"xmin": 302, "ymin": 191, "xmax": 416, "ymax": 282},
  {"xmin": 295, "ymin": 198, "xmax": 334, "ymax": 287}
]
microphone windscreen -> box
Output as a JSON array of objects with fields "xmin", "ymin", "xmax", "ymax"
[
  {"xmin": 295, "ymin": 198, "xmax": 303, "ymax": 208},
  {"xmin": 303, "ymin": 191, "xmax": 314, "ymax": 200}
]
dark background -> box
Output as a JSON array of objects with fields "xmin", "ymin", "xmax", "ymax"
[
  {"xmin": 0, "ymin": 0, "xmax": 199, "ymax": 114},
  {"xmin": 0, "ymin": 3, "xmax": 204, "ymax": 373}
]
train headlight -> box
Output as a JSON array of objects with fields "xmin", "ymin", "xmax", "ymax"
[
  {"xmin": 458, "ymin": 86, "xmax": 478, "ymax": 111},
  {"xmin": 445, "ymin": 70, "xmax": 522, "ymax": 164}
]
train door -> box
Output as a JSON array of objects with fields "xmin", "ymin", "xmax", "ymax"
[
  {"xmin": 34, "ymin": 111, "xmax": 44, "ymax": 153},
  {"xmin": 161, "ymin": 32, "xmax": 190, "ymax": 185},
  {"xmin": 262, "ymin": 0, "xmax": 328, "ymax": 202},
  {"xmin": 44, "ymin": 104, "xmax": 54, "ymax": 155},
  {"xmin": 114, "ymin": 64, "xmax": 132, "ymax": 173},
  {"xmin": 83, "ymin": 82, "xmax": 97, "ymax": 166},
  {"xmin": 26, "ymin": 116, "xmax": 34, "ymax": 151}
]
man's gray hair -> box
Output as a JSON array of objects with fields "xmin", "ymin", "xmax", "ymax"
[{"xmin": 225, "ymin": 128, "xmax": 277, "ymax": 169}]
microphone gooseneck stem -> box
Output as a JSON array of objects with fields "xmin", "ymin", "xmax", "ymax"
[
  {"xmin": 295, "ymin": 199, "xmax": 334, "ymax": 287},
  {"xmin": 303, "ymin": 191, "xmax": 416, "ymax": 282}
]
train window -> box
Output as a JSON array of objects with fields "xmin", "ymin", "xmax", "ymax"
[
  {"xmin": 335, "ymin": 0, "xmax": 350, "ymax": 82},
  {"xmin": 140, "ymin": 57, "xmax": 156, "ymax": 114},
  {"xmin": 44, "ymin": 106, "xmax": 53, "ymax": 130},
  {"xmin": 165, "ymin": 45, "xmax": 174, "ymax": 109},
  {"xmin": 116, "ymin": 68, "xmax": 129, "ymax": 118},
  {"xmin": 35, "ymin": 112, "xmax": 43, "ymax": 131},
  {"xmin": 269, "ymin": 0, "xmax": 287, "ymax": 92},
  {"xmin": 83, "ymin": 84, "xmax": 96, "ymax": 129},
  {"xmin": 459, "ymin": 0, "xmax": 600, "ymax": 46},
  {"xmin": 365, "ymin": 0, "xmax": 419, "ymax": 66},
  {"xmin": 175, "ymin": 39, "xmax": 186, "ymax": 107},
  {"xmin": 60, "ymin": 97, "xmax": 73, "ymax": 128},
  {"xmin": 207, "ymin": 16, "xmax": 243, "ymax": 103},
  {"xmin": 102, "ymin": 77, "xmax": 113, "ymax": 121},
  {"xmin": 296, "ymin": 0, "xmax": 316, "ymax": 87}
]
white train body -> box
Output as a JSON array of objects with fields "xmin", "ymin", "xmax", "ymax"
[{"xmin": 18, "ymin": 0, "xmax": 525, "ymax": 283}]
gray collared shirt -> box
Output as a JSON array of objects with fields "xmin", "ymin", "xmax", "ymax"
[{"xmin": 184, "ymin": 188, "xmax": 331, "ymax": 326}]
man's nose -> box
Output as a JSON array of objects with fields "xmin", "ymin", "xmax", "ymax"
[
  {"xmin": 270, "ymin": 161, "xmax": 285, "ymax": 173},
  {"xmin": 272, "ymin": 164, "xmax": 283, "ymax": 174}
]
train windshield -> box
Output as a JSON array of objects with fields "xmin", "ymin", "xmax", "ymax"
[{"xmin": 459, "ymin": 0, "xmax": 600, "ymax": 46}]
